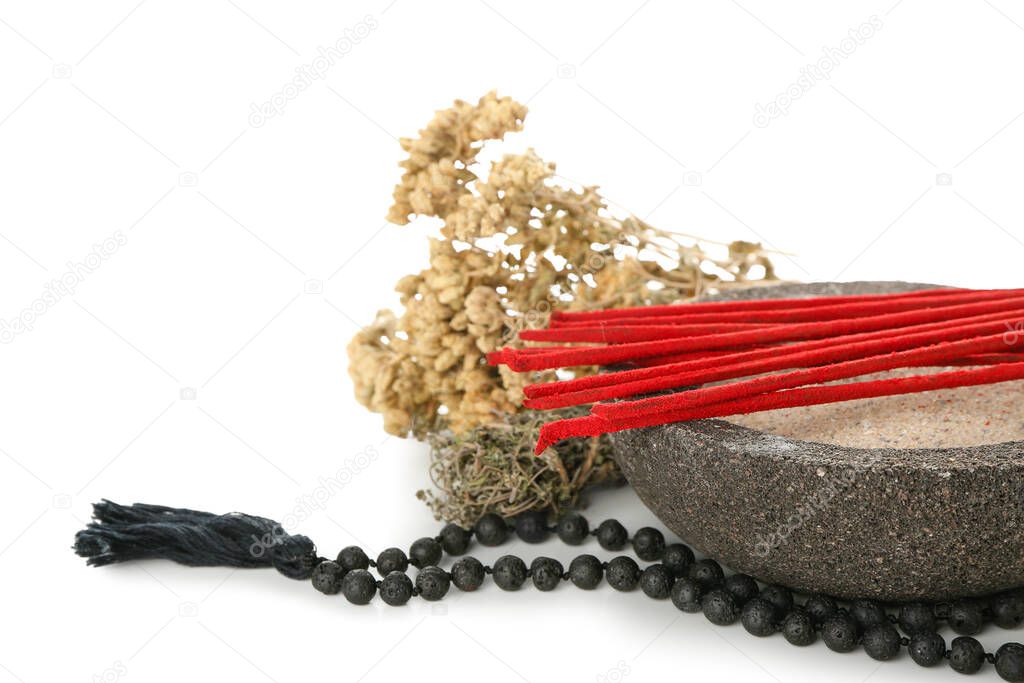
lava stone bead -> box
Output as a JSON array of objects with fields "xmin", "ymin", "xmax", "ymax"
[
  {"xmin": 438, "ymin": 523, "xmax": 472, "ymax": 555},
  {"xmin": 822, "ymin": 612, "xmax": 861, "ymax": 653},
  {"xmin": 909, "ymin": 632, "xmax": 946, "ymax": 667},
  {"xmin": 899, "ymin": 603, "xmax": 937, "ymax": 636},
  {"xmin": 995, "ymin": 643, "xmax": 1024, "ymax": 682},
  {"xmin": 949, "ymin": 636, "xmax": 986, "ymax": 674},
  {"xmin": 606, "ymin": 556, "xmax": 641, "ymax": 592},
  {"xmin": 337, "ymin": 545, "xmax": 369, "ymax": 571},
  {"xmin": 948, "ymin": 600, "xmax": 985, "ymax": 635},
  {"xmin": 759, "ymin": 585, "xmax": 793, "ymax": 619},
  {"xmin": 556, "ymin": 513, "xmax": 589, "ymax": 545},
  {"xmin": 782, "ymin": 608, "xmax": 816, "ymax": 646},
  {"xmin": 568, "ymin": 554, "xmax": 603, "ymax": 590},
  {"xmin": 376, "ymin": 547, "xmax": 409, "ymax": 575},
  {"xmin": 688, "ymin": 559, "xmax": 724, "ymax": 588},
  {"xmin": 311, "ymin": 560, "xmax": 346, "ymax": 595},
  {"xmin": 596, "ymin": 519, "xmax": 629, "ymax": 551},
  {"xmin": 341, "ymin": 569, "xmax": 377, "ymax": 605},
  {"xmin": 724, "ymin": 574, "xmax": 759, "ymax": 606},
  {"xmin": 671, "ymin": 577, "xmax": 704, "ymax": 613},
  {"xmin": 450, "ymin": 556, "xmax": 486, "ymax": 592},
  {"xmin": 803, "ymin": 594, "xmax": 838, "ymax": 624},
  {"xmin": 863, "ymin": 623, "xmax": 901, "ymax": 661},
  {"xmin": 632, "ymin": 527, "xmax": 666, "ymax": 562},
  {"xmin": 515, "ymin": 511, "xmax": 550, "ymax": 544},
  {"xmin": 993, "ymin": 593, "xmax": 1024, "ymax": 629},
  {"xmin": 474, "ymin": 513, "xmax": 509, "ymax": 547},
  {"xmin": 639, "ymin": 564, "xmax": 674, "ymax": 599},
  {"xmin": 409, "ymin": 537, "xmax": 443, "ymax": 568},
  {"xmin": 662, "ymin": 544, "xmax": 695, "ymax": 577},
  {"xmin": 415, "ymin": 566, "xmax": 450, "ymax": 601},
  {"xmin": 851, "ymin": 599, "xmax": 888, "ymax": 629},
  {"xmin": 379, "ymin": 571, "xmax": 414, "ymax": 606},
  {"xmin": 492, "ymin": 555, "xmax": 527, "ymax": 590},
  {"xmin": 530, "ymin": 557, "xmax": 564, "ymax": 591},
  {"xmin": 741, "ymin": 597, "xmax": 778, "ymax": 637},
  {"xmin": 702, "ymin": 588, "xmax": 740, "ymax": 626}
]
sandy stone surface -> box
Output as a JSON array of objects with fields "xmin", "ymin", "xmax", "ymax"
[{"xmin": 726, "ymin": 368, "xmax": 1024, "ymax": 449}]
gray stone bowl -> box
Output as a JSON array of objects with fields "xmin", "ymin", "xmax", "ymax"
[{"xmin": 612, "ymin": 281, "xmax": 1024, "ymax": 601}]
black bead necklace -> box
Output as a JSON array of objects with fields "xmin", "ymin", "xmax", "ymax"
[
  {"xmin": 308, "ymin": 510, "xmax": 1024, "ymax": 681},
  {"xmin": 73, "ymin": 502, "xmax": 1024, "ymax": 680}
]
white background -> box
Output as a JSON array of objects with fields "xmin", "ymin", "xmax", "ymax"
[{"xmin": 2, "ymin": 1, "xmax": 1023, "ymax": 681}]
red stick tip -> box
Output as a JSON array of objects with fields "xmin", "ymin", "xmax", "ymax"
[
  {"xmin": 517, "ymin": 330, "xmax": 549, "ymax": 342},
  {"xmin": 534, "ymin": 427, "xmax": 556, "ymax": 454}
]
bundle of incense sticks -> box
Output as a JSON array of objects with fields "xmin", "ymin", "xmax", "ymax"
[{"xmin": 486, "ymin": 287, "xmax": 1024, "ymax": 454}]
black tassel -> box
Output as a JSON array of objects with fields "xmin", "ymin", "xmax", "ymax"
[{"xmin": 73, "ymin": 500, "xmax": 321, "ymax": 580}]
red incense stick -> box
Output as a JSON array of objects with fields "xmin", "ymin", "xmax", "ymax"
[
  {"xmin": 591, "ymin": 331, "xmax": 1021, "ymax": 420},
  {"xmin": 524, "ymin": 307, "xmax": 1024, "ymax": 400},
  {"xmin": 550, "ymin": 286, "xmax": 968, "ymax": 324},
  {"xmin": 547, "ymin": 288, "xmax": 1023, "ymax": 329},
  {"xmin": 524, "ymin": 313, "xmax": 1024, "ymax": 410},
  {"xmin": 534, "ymin": 361, "xmax": 1024, "ymax": 453},
  {"xmin": 490, "ymin": 295, "xmax": 1024, "ymax": 371},
  {"xmin": 520, "ymin": 322, "xmax": 773, "ymax": 344}
]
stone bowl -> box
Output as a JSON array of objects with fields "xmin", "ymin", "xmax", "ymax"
[{"xmin": 611, "ymin": 281, "xmax": 1024, "ymax": 601}]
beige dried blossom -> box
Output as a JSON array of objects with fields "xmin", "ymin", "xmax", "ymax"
[
  {"xmin": 348, "ymin": 91, "xmax": 777, "ymax": 442},
  {"xmin": 387, "ymin": 91, "xmax": 527, "ymax": 226}
]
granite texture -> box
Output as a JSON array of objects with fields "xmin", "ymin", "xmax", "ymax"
[{"xmin": 611, "ymin": 281, "xmax": 1024, "ymax": 601}]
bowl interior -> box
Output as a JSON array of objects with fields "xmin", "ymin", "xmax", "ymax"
[
  {"xmin": 724, "ymin": 366, "xmax": 1024, "ymax": 449},
  {"xmin": 704, "ymin": 281, "xmax": 1024, "ymax": 456}
]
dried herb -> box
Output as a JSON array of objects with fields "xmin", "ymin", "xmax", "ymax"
[
  {"xmin": 345, "ymin": 91, "xmax": 779, "ymax": 523},
  {"xmin": 347, "ymin": 91, "xmax": 777, "ymax": 438},
  {"xmin": 417, "ymin": 408, "xmax": 618, "ymax": 526}
]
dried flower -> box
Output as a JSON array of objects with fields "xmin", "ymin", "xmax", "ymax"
[{"xmin": 348, "ymin": 91, "xmax": 778, "ymax": 439}]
